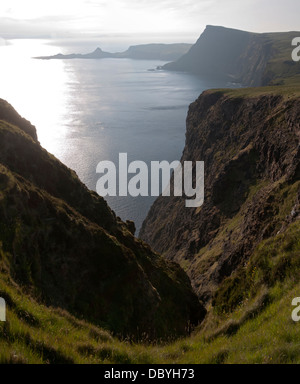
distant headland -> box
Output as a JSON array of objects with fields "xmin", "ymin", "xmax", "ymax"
[{"xmin": 35, "ymin": 43, "xmax": 192, "ymax": 61}]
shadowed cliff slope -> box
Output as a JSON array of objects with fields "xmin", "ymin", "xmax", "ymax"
[
  {"xmin": 163, "ymin": 26, "xmax": 300, "ymax": 86},
  {"xmin": 0, "ymin": 99, "xmax": 205, "ymax": 339},
  {"xmin": 140, "ymin": 87, "xmax": 300, "ymax": 305}
]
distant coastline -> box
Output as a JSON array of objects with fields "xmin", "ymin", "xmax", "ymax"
[{"xmin": 34, "ymin": 43, "xmax": 192, "ymax": 61}]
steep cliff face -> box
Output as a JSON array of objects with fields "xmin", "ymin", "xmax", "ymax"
[
  {"xmin": 0, "ymin": 99, "xmax": 205, "ymax": 339},
  {"xmin": 140, "ymin": 89, "xmax": 300, "ymax": 305},
  {"xmin": 163, "ymin": 26, "xmax": 300, "ymax": 86}
]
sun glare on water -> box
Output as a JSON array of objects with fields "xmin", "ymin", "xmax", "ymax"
[{"xmin": 0, "ymin": 39, "xmax": 72, "ymax": 155}]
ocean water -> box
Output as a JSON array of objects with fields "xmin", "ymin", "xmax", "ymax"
[{"xmin": 0, "ymin": 39, "xmax": 227, "ymax": 233}]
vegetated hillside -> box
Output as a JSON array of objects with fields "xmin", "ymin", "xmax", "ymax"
[
  {"xmin": 0, "ymin": 99, "xmax": 205, "ymax": 340},
  {"xmin": 1, "ymin": 218, "xmax": 299, "ymax": 363},
  {"xmin": 163, "ymin": 25, "xmax": 300, "ymax": 86},
  {"xmin": 140, "ymin": 86, "xmax": 300, "ymax": 309}
]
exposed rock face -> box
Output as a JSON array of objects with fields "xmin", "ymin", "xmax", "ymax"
[
  {"xmin": 0, "ymin": 99, "xmax": 205, "ymax": 339},
  {"xmin": 140, "ymin": 90, "xmax": 300, "ymax": 304},
  {"xmin": 163, "ymin": 26, "xmax": 300, "ymax": 86}
]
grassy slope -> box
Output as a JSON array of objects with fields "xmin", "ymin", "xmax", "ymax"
[
  {"xmin": 220, "ymin": 78, "xmax": 300, "ymax": 99},
  {"xmin": 1, "ymin": 218, "xmax": 299, "ymax": 364},
  {"xmin": 263, "ymin": 31, "xmax": 300, "ymax": 85}
]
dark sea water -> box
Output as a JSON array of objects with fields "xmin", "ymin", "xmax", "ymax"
[{"xmin": 0, "ymin": 40, "xmax": 228, "ymax": 233}]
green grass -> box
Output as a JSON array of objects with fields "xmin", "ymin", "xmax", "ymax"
[
  {"xmin": 1, "ymin": 219, "xmax": 299, "ymax": 364},
  {"xmin": 262, "ymin": 32, "xmax": 300, "ymax": 85},
  {"xmin": 1, "ymin": 272, "xmax": 299, "ymax": 364},
  {"xmin": 210, "ymin": 79, "xmax": 300, "ymax": 101}
]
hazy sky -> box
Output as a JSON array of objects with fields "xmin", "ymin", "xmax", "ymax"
[{"xmin": 0, "ymin": 0, "xmax": 300, "ymax": 42}]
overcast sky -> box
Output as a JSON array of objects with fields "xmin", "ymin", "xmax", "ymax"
[{"xmin": 0, "ymin": 0, "xmax": 300, "ymax": 42}]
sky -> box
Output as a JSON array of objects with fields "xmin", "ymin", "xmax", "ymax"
[{"xmin": 0, "ymin": 0, "xmax": 300, "ymax": 44}]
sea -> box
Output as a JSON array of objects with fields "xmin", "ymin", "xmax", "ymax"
[{"xmin": 0, "ymin": 39, "xmax": 229, "ymax": 233}]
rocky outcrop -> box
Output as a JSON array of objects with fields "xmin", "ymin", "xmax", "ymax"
[
  {"xmin": 0, "ymin": 99, "xmax": 37, "ymax": 141},
  {"xmin": 0, "ymin": 99, "xmax": 205, "ymax": 339},
  {"xmin": 140, "ymin": 90, "xmax": 300, "ymax": 304}
]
